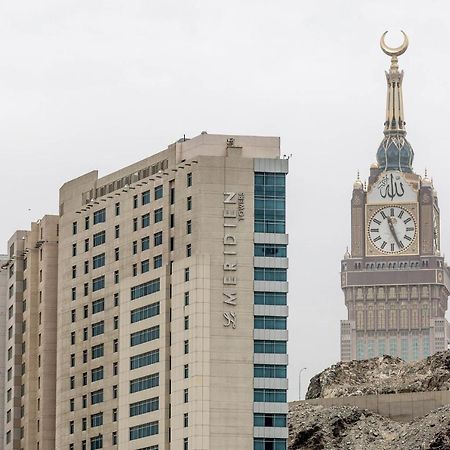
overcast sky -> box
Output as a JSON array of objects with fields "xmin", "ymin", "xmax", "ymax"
[{"xmin": 1, "ymin": 0, "xmax": 450, "ymax": 401}]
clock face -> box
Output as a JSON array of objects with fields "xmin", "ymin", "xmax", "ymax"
[{"xmin": 368, "ymin": 205, "xmax": 417, "ymax": 254}]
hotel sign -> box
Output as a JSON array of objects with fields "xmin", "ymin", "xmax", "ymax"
[{"xmin": 223, "ymin": 192, "xmax": 245, "ymax": 329}]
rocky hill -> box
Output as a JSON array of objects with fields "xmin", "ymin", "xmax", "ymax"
[
  {"xmin": 306, "ymin": 351, "xmax": 450, "ymax": 399},
  {"xmin": 289, "ymin": 402, "xmax": 450, "ymax": 450},
  {"xmin": 288, "ymin": 351, "xmax": 450, "ymax": 450}
]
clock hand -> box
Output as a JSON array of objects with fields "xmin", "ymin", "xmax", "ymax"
[{"xmin": 387, "ymin": 217, "xmax": 401, "ymax": 248}]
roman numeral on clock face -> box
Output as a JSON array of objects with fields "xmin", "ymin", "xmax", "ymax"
[
  {"xmin": 380, "ymin": 211, "xmax": 387, "ymax": 219},
  {"xmin": 391, "ymin": 243, "xmax": 395, "ymax": 251},
  {"xmin": 373, "ymin": 236, "xmax": 381, "ymax": 242},
  {"xmin": 390, "ymin": 208, "xmax": 395, "ymax": 216},
  {"xmin": 381, "ymin": 241, "xmax": 387, "ymax": 249},
  {"xmin": 398, "ymin": 210, "xmax": 404, "ymax": 219},
  {"xmin": 373, "ymin": 219, "xmax": 381, "ymax": 225},
  {"xmin": 370, "ymin": 228, "xmax": 379, "ymax": 233},
  {"xmin": 404, "ymin": 235, "xmax": 412, "ymax": 241},
  {"xmin": 404, "ymin": 217, "xmax": 412, "ymax": 224}
]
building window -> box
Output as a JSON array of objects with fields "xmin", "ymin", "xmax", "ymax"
[
  {"xmin": 113, "ymin": 316, "xmax": 119, "ymax": 329},
  {"xmin": 85, "ymin": 216, "xmax": 90, "ymax": 230},
  {"xmin": 71, "ymin": 309, "xmax": 76, "ymax": 323},
  {"xmin": 91, "ymin": 412, "xmax": 103, "ymax": 427},
  {"xmin": 253, "ymin": 413, "xmax": 287, "ymax": 428},
  {"xmin": 70, "ymin": 376, "xmax": 75, "ymax": 389},
  {"xmin": 93, "ymin": 231, "xmax": 106, "ymax": 247},
  {"xmin": 154, "ymin": 231, "xmax": 163, "ymax": 246},
  {"xmin": 113, "ymin": 339, "xmax": 119, "ymax": 352},
  {"xmin": 112, "ymin": 408, "xmax": 118, "ymax": 421},
  {"xmin": 114, "ymin": 270, "xmax": 119, "ymax": 284},
  {"xmin": 133, "ymin": 195, "xmax": 138, "ymax": 208},
  {"xmin": 115, "ymin": 202, "xmax": 120, "ymax": 216},
  {"xmin": 71, "ymin": 331, "xmax": 76, "ymax": 345},
  {"xmin": 254, "ymin": 243, "xmax": 287, "ymax": 258},
  {"xmin": 184, "ymin": 388, "xmax": 189, "ymax": 403},
  {"xmin": 90, "ymin": 389, "xmax": 104, "ymax": 405},
  {"xmin": 154, "ymin": 254, "xmax": 162, "ymax": 269},
  {"xmin": 92, "ymin": 298, "xmax": 105, "ymax": 314},
  {"xmin": 154, "ymin": 208, "xmax": 163, "ymax": 223},
  {"xmin": 90, "ymin": 435, "xmax": 103, "ymax": 449},
  {"xmin": 254, "ymin": 267, "xmax": 287, "ymax": 282},
  {"xmin": 184, "ymin": 291, "xmax": 190, "ymax": 306},
  {"xmin": 254, "ymin": 438, "xmax": 287, "ymax": 449},
  {"xmin": 72, "ymin": 222, "xmax": 78, "ymax": 235},
  {"xmin": 93, "ymin": 253, "xmax": 106, "ymax": 269},
  {"xmin": 133, "ymin": 263, "xmax": 138, "ymax": 277},
  {"xmin": 72, "ymin": 243, "xmax": 77, "ymax": 257},
  {"xmin": 70, "ymin": 398, "xmax": 75, "ymax": 411},
  {"xmin": 184, "ymin": 339, "xmax": 189, "ymax": 354},
  {"xmin": 184, "ymin": 437, "xmax": 189, "ymax": 450},
  {"xmin": 72, "ymin": 287, "xmax": 76, "ymax": 301},
  {"xmin": 187, "ymin": 172, "xmax": 192, "ymax": 187},
  {"xmin": 186, "ymin": 244, "xmax": 192, "ymax": 257},
  {"xmin": 170, "ymin": 186, "xmax": 175, "ymax": 205},
  {"xmin": 254, "ymin": 340, "xmax": 287, "ymax": 354},
  {"xmin": 129, "ymin": 421, "xmax": 159, "ymax": 440},
  {"xmin": 115, "ymin": 225, "xmax": 120, "ymax": 239},
  {"xmin": 92, "ymin": 344, "xmax": 104, "ymax": 359},
  {"xmin": 141, "ymin": 259, "xmax": 150, "ymax": 273},
  {"xmin": 184, "ymin": 316, "xmax": 189, "ymax": 330},
  {"xmin": 254, "ymin": 364, "xmax": 287, "ymax": 378},
  {"xmin": 142, "ymin": 190, "xmax": 150, "ymax": 205},
  {"xmin": 186, "ymin": 220, "xmax": 192, "ymax": 234},
  {"xmin": 130, "ymin": 373, "xmax": 159, "ymax": 394},
  {"xmin": 254, "ymin": 316, "xmax": 287, "ymax": 330},
  {"xmin": 70, "ymin": 420, "xmax": 74, "ymax": 434},
  {"xmin": 131, "ymin": 278, "xmax": 160, "ymax": 300},
  {"xmin": 112, "ymin": 431, "xmax": 117, "ymax": 445},
  {"xmin": 184, "ymin": 268, "xmax": 190, "ymax": 282},
  {"xmin": 131, "ymin": 325, "xmax": 160, "ymax": 347},
  {"xmin": 154, "ymin": 184, "xmax": 163, "ymax": 200},
  {"xmin": 83, "ymin": 327, "xmax": 88, "ymax": 340},
  {"xmin": 113, "ymin": 362, "xmax": 118, "ymax": 376},
  {"xmin": 254, "ymin": 292, "xmax": 287, "ymax": 306},
  {"xmin": 170, "ymin": 213, "xmax": 175, "ymax": 228},
  {"xmin": 187, "ymin": 196, "xmax": 192, "ymax": 210},
  {"xmin": 129, "ymin": 397, "xmax": 159, "ymax": 417},
  {"xmin": 141, "ymin": 236, "xmax": 150, "ymax": 251},
  {"xmin": 131, "ymin": 302, "xmax": 160, "ymax": 323},
  {"xmin": 133, "ymin": 217, "xmax": 138, "ymax": 231},
  {"xmin": 72, "ymin": 265, "xmax": 77, "ymax": 279},
  {"xmin": 93, "ymin": 275, "xmax": 105, "ymax": 292},
  {"xmin": 254, "ymin": 172, "xmax": 286, "ymax": 233},
  {"xmin": 92, "ymin": 321, "xmax": 104, "ymax": 337},
  {"xmin": 170, "ymin": 236, "xmax": 174, "ymax": 251},
  {"xmin": 70, "ymin": 354, "xmax": 75, "ymax": 367},
  {"xmin": 142, "ymin": 213, "xmax": 150, "ymax": 228},
  {"xmin": 84, "ymin": 238, "xmax": 89, "ymax": 252},
  {"xmin": 84, "ymin": 282, "xmax": 89, "ymax": 296},
  {"xmin": 93, "ymin": 208, "xmax": 106, "ymax": 225},
  {"xmin": 83, "ymin": 349, "xmax": 88, "ymax": 363},
  {"xmin": 132, "ymin": 240, "xmax": 138, "ymax": 254},
  {"xmin": 84, "ymin": 260, "xmax": 89, "ymax": 274},
  {"xmin": 184, "ymin": 364, "xmax": 189, "ymax": 378},
  {"xmin": 254, "ymin": 388, "xmax": 287, "ymax": 403},
  {"xmin": 114, "ymin": 292, "xmax": 119, "ymax": 307},
  {"xmin": 130, "ymin": 349, "xmax": 159, "ymax": 370}
]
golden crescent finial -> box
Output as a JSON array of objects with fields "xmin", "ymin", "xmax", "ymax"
[{"xmin": 380, "ymin": 30, "xmax": 409, "ymax": 57}]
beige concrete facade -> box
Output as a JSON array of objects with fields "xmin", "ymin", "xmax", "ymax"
[
  {"xmin": 0, "ymin": 254, "xmax": 9, "ymax": 446},
  {"xmin": 56, "ymin": 133, "xmax": 289, "ymax": 450},
  {"xmin": 2, "ymin": 216, "xmax": 58, "ymax": 449}
]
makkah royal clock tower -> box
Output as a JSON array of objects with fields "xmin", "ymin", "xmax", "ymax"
[{"xmin": 340, "ymin": 32, "xmax": 450, "ymax": 362}]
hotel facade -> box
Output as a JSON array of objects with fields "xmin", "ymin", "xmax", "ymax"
[
  {"xmin": 2, "ymin": 216, "xmax": 59, "ymax": 449},
  {"xmin": 54, "ymin": 133, "xmax": 289, "ymax": 450}
]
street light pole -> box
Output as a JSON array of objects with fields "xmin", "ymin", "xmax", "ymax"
[{"xmin": 299, "ymin": 367, "xmax": 307, "ymax": 401}]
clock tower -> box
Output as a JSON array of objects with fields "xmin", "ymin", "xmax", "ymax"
[{"xmin": 340, "ymin": 32, "xmax": 450, "ymax": 362}]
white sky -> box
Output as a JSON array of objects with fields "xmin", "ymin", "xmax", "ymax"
[{"xmin": 1, "ymin": 0, "xmax": 450, "ymax": 401}]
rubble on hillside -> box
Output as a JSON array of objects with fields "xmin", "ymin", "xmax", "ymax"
[
  {"xmin": 288, "ymin": 403, "xmax": 450, "ymax": 450},
  {"xmin": 306, "ymin": 351, "xmax": 450, "ymax": 399}
]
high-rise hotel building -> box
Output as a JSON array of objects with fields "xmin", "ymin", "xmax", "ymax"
[
  {"xmin": 56, "ymin": 133, "xmax": 289, "ymax": 450},
  {"xmin": 0, "ymin": 253, "xmax": 9, "ymax": 446},
  {"xmin": 2, "ymin": 216, "xmax": 59, "ymax": 449}
]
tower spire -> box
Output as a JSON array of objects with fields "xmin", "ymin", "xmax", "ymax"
[
  {"xmin": 376, "ymin": 31, "xmax": 414, "ymax": 173},
  {"xmin": 381, "ymin": 31, "xmax": 409, "ymax": 134}
]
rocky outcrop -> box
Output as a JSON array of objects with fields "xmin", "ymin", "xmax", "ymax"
[
  {"xmin": 306, "ymin": 351, "xmax": 450, "ymax": 399},
  {"xmin": 288, "ymin": 403, "xmax": 450, "ymax": 450}
]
